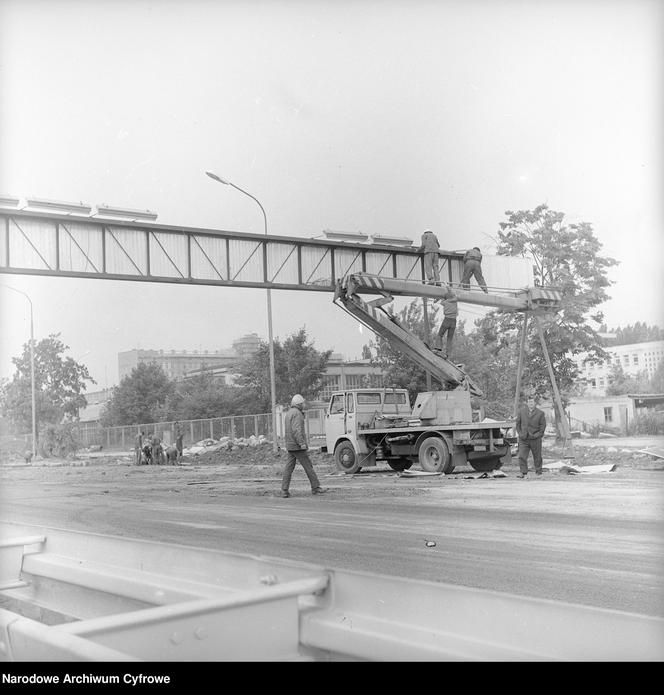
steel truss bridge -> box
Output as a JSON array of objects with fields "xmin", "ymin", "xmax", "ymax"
[{"xmin": 0, "ymin": 209, "xmax": 471, "ymax": 291}]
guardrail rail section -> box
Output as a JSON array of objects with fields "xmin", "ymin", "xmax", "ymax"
[{"xmin": 1, "ymin": 522, "xmax": 662, "ymax": 661}]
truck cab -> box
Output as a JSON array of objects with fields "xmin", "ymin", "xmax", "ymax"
[{"xmin": 325, "ymin": 388, "xmax": 411, "ymax": 473}]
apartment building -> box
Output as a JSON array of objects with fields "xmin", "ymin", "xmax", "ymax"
[
  {"xmin": 576, "ymin": 340, "xmax": 664, "ymax": 396},
  {"xmin": 118, "ymin": 333, "xmax": 262, "ymax": 381}
]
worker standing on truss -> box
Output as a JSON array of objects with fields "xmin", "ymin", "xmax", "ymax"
[
  {"xmin": 418, "ymin": 230, "xmax": 442, "ymax": 284},
  {"xmin": 461, "ymin": 246, "xmax": 489, "ymax": 293}
]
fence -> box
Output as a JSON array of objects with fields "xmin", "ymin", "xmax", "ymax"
[{"xmin": 1, "ymin": 408, "xmax": 328, "ymax": 456}]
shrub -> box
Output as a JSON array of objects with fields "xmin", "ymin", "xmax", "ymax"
[
  {"xmin": 631, "ymin": 411, "xmax": 664, "ymax": 436},
  {"xmin": 39, "ymin": 423, "xmax": 80, "ymax": 458}
]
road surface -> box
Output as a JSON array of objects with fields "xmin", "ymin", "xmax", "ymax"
[{"xmin": 2, "ymin": 446, "xmax": 663, "ymax": 619}]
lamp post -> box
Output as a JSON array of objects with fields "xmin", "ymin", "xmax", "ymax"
[
  {"xmin": 205, "ymin": 171, "xmax": 278, "ymax": 453},
  {"xmin": 1, "ymin": 284, "xmax": 37, "ymax": 460}
]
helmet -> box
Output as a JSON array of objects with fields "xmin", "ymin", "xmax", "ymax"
[{"xmin": 291, "ymin": 394, "xmax": 305, "ymax": 406}]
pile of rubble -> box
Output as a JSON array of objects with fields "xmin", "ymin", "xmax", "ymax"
[{"xmin": 183, "ymin": 434, "xmax": 270, "ymax": 458}]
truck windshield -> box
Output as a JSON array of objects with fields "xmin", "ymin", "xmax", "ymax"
[
  {"xmin": 384, "ymin": 393, "xmax": 408, "ymax": 404},
  {"xmin": 356, "ymin": 393, "xmax": 382, "ymax": 404}
]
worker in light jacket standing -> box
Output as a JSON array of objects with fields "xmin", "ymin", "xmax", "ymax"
[
  {"xmin": 279, "ymin": 394, "xmax": 329, "ymax": 498},
  {"xmin": 460, "ymin": 246, "xmax": 488, "ymax": 293},
  {"xmin": 516, "ymin": 396, "xmax": 547, "ymax": 477},
  {"xmin": 433, "ymin": 284, "xmax": 458, "ymax": 359}
]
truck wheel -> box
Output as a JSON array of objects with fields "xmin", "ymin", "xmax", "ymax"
[
  {"xmin": 496, "ymin": 444, "xmax": 511, "ymax": 469},
  {"xmin": 388, "ymin": 458, "xmax": 413, "ymax": 472},
  {"xmin": 468, "ymin": 456, "xmax": 501, "ymax": 472},
  {"xmin": 334, "ymin": 441, "xmax": 362, "ymax": 474},
  {"xmin": 418, "ymin": 437, "xmax": 452, "ymax": 473},
  {"xmin": 468, "ymin": 444, "xmax": 510, "ymax": 472}
]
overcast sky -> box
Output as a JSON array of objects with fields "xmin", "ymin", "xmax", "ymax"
[{"xmin": 1, "ymin": 0, "xmax": 662, "ymax": 390}]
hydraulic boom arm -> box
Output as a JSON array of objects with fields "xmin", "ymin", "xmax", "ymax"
[
  {"xmin": 334, "ymin": 276, "xmax": 484, "ymax": 396},
  {"xmin": 343, "ymin": 273, "xmax": 563, "ymax": 313}
]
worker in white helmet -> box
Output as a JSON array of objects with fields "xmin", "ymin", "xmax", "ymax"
[{"xmin": 279, "ymin": 394, "xmax": 329, "ymax": 498}]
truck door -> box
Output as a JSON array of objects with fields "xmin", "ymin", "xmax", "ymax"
[
  {"xmin": 325, "ymin": 393, "xmax": 346, "ymax": 452},
  {"xmin": 345, "ymin": 391, "xmax": 356, "ymax": 437}
]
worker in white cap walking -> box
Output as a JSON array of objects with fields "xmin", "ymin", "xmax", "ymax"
[{"xmin": 279, "ymin": 394, "xmax": 329, "ymax": 498}]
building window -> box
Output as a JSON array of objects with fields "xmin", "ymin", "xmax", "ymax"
[
  {"xmin": 632, "ymin": 354, "xmax": 638, "ymax": 365},
  {"xmin": 623, "ymin": 355, "xmax": 629, "ymax": 365},
  {"xmin": 604, "ymin": 407, "xmax": 613, "ymax": 423}
]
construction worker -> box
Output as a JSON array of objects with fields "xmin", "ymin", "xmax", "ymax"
[
  {"xmin": 516, "ymin": 396, "xmax": 547, "ymax": 477},
  {"xmin": 151, "ymin": 432, "xmax": 164, "ymax": 465},
  {"xmin": 461, "ymin": 246, "xmax": 488, "ymax": 293},
  {"xmin": 174, "ymin": 421, "xmax": 184, "ymax": 461},
  {"xmin": 433, "ymin": 285, "xmax": 458, "ymax": 359},
  {"xmin": 165, "ymin": 444, "xmax": 179, "ymax": 465},
  {"xmin": 279, "ymin": 394, "xmax": 328, "ymax": 498},
  {"xmin": 418, "ymin": 230, "xmax": 441, "ymax": 284},
  {"xmin": 142, "ymin": 434, "xmax": 153, "ymax": 465},
  {"xmin": 134, "ymin": 430, "xmax": 144, "ymax": 465}
]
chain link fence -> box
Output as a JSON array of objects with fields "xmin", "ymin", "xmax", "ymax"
[{"xmin": 1, "ymin": 408, "xmax": 327, "ymax": 456}]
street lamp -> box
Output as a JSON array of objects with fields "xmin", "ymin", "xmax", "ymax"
[
  {"xmin": 205, "ymin": 171, "xmax": 278, "ymax": 453},
  {"xmin": 1, "ymin": 284, "xmax": 37, "ymax": 461}
]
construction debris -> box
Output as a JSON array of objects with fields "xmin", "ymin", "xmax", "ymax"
[
  {"xmin": 543, "ymin": 461, "xmax": 618, "ymax": 475},
  {"xmin": 636, "ymin": 448, "xmax": 664, "ymax": 460},
  {"xmin": 398, "ymin": 470, "xmax": 442, "ymax": 477}
]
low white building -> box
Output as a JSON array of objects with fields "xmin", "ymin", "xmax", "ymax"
[{"xmin": 564, "ymin": 395, "xmax": 635, "ymax": 435}]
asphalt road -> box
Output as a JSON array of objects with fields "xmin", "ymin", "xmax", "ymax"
[{"xmin": 2, "ymin": 446, "xmax": 663, "ymax": 619}]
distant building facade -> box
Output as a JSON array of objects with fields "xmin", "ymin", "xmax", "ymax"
[
  {"xmin": 575, "ymin": 340, "xmax": 664, "ymax": 396},
  {"xmin": 118, "ymin": 333, "xmax": 262, "ymax": 382},
  {"xmin": 317, "ymin": 354, "xmax": 383, "ymax": 401},
  {"xmin": 76, "ymin": 388, "xmax": 114, "ymax": 424}
]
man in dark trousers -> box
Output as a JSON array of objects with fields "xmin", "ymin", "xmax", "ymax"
[
  {"xmin": 174, "ymin": 421, "xmax": 184, "ymax": 461},
  {"xmin": 134, "ymin": 430, "xmax": 144, "ymax": 466},
  {"xmin": 280, "ymin": 394, "xmax": 328, "ymax": 498},
  {"xmin": 433, "ymin": 284, "xmax": 458, "ymax": 359},
  {"xmin": 461, "ymin": 246, "xmax": 488, "ymax": 293},
  {"xmin": 516, "ymin": 396, "xmax": 547, "ymax": 477},
  {"xmin": 418, "ymin": 230, "xmax": 442, "ymax": 284}
]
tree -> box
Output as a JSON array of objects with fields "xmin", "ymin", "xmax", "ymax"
[
  {"xmin": 159, "ymin": 369, "xmax": 258, "ymax": 420},
  {"xmin": 649, "ymin": 361, "xmax": 664, "ymax": 393},
  {"xmin": 101, "ymin": 362, "xmax": 174, "ymax": 426},
  {"xmin": 605, "ymin": 323, "xmax": 664, "ymax": 346},
  {"xmin": 486, "ymin": 204, "xmax": 618, "ymax": 427},
  {"xmin": 0, "ymin": 333, "xmax": 95, "ymax": 435},
  {"xmin": 605, "ymin": 363, "xmax": 649, "ymax": 396},
  {"xmin": 236, "ymin": 328, "xmax": 332, "ymax": 410}
]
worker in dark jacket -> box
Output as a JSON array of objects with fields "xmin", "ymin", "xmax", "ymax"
[
  {"xmin": 418, "ymin": 230, "xmax": 442, "ymax": 284},
  {"xmin": 460, "ymin": 246, "xmax": 488, "ymax": 293},
  {"xmin": 516, "ymin": 396, "xmax": 547, "ymax": 477},
  {"xmin": 280, "ymin": 394, "xmax": 328, "ymax": 498},
  {"xmin": 433, "ymin": 285, "xmax": 458, "ymax": 359}
]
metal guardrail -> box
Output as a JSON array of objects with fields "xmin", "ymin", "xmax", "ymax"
[{"xmin": 0, "ymin": 522, "xmax": 662, "ymax": 661}]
